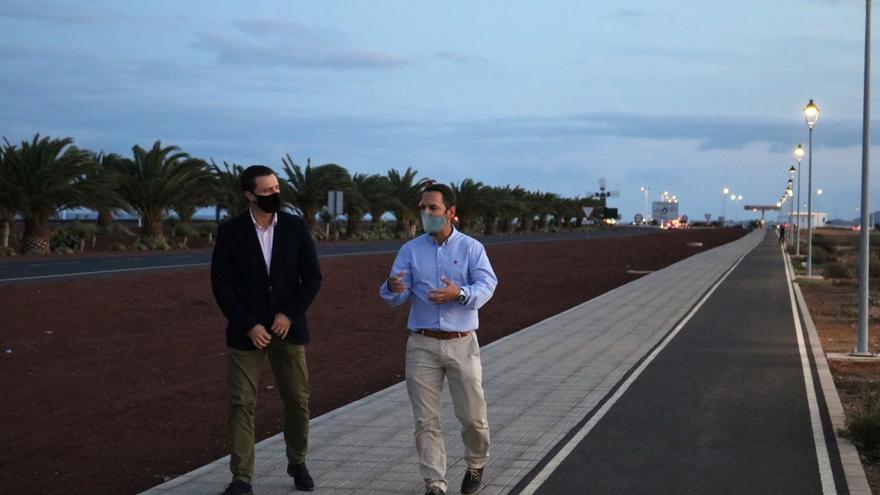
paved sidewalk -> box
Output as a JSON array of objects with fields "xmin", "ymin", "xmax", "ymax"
[
  {"xmin": 528, "ymin": 229, "xmax": 846, "ymax": 494},
  {"xmin": 144, "ymin": 229, "xmax": 767, "ymax": 495}
]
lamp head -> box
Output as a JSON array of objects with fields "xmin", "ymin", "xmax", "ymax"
[
  {"xmin": 794, "ymin": 144, "xmax": 805, "ymax": 162},
  {"xmin": 803, "ymin": 99, "xmax": 820, "ymax": 129}
]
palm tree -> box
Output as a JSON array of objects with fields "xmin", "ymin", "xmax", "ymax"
[
  {"xmin": 81, "ymin": 151, "xmax": 127, "ymax": 230},
  {"xmin": 451, "ymin": 178, "xmax": 487, "ymax": 232},
  {"xmin": 0, "ymin": 150, "xmax": 14, "ymax": 249},
  {"xmin": 211, "ymin": 160, "xmax": 249, "ymax": 220},
  {"xmin": 387, "ymin": 167, "xmax": 428, "ymax": 237},
  {"xmin": 281, "ymin": 154, "xmax": 351, "ymax": 231},
  {"xmin": 0, "ymin": 135, "xmax": 99, "ymax": 254},
  {"xmin": 346, "ymin": 173, "xmax": 392, "ymax": 237},
  {"xmin": 110, "ymin": 141, "xmax": 212, "ymax": 243}
]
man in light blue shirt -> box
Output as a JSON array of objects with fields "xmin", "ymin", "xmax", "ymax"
[{"xmin": 380, "ymin": 183, "xmax": 497, "ymax": 495}]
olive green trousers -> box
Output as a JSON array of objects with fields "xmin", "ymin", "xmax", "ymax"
[{"xmin": 227, "ymin": 339, "xmax": 309, "ymax": 483}]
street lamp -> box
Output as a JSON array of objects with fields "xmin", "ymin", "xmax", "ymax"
[
  {"xmin": 804, "ymin": 99, "xmax": 820, "ymax": 276},
  {"xmin": 856, "ymin": 0, "xmax": 873, "ymax": 355},
  {"xmin": 721, "ymin": 187, "xmax": 730, "ymax": 223},
  {"xmin": 640, "ymin": 186, "xmax": 651, "ymax": 222},
  {"xmin": 795, "ymin": 144, "xmax": 805, "ymax": 255}
]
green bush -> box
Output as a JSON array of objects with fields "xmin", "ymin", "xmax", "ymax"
[
  {"xmin": 812, "ymin": 234, "xmax": 834, "ymax": 253},
  {"xmin": 173, "ymin": 223, "xmax": 199, "ymax": 238},
  {"xmin": 196, "ymin": 222, "xmax": 218, "ymax": 237},
  {"xmin": 110, "ymin": 242, "xmax": 128, "ymax": 251},
  {"xmin": 50, "ymin": 228, "xmax": 81, "ymax": 251},
  {"xmin": 822, "ymin": 262, "xmax": 850, "ymax": 279},
  {"xmin": 67, "ymin": 222, "xmax": 98, "ymax": 239},
  {"xmin": 134, "ymin": 237, "xmax": 171, "ymax": 251},
  {"xmin": 842, "ymin": 396, "xmax": 880, "ymax": 462}
]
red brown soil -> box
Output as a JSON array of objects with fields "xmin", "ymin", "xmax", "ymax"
[{"xmin": 0, "ymin": 228, "xmax": 745, "ymax": 494}]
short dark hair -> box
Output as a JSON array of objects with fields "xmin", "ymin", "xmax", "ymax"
[
  {"xmin": 422, "ymin": 182, "xmax": 456, "ymax": 209},
  {"xmin": 240, "ymin": 165, "xmax": 276, "ymax": 193}
]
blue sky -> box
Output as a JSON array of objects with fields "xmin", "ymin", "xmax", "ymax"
[{"xmin": 1, "ymin": 0, "xmax": 876, "ymax": 221}]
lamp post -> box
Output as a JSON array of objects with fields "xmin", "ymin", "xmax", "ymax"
[
  {"xmin": 721, "ymin": 187, "xmax": 730, "ymax": 224},
  {"xmin": 795, "ymin": 144, "xmax": 805, "ymax": 255},
  {"xmin": 804, "ymin": 99, "xmax": 820, "ymax": 276},
  {"xmin": 856, "ymin": 0, "xmax": 873, "ymax": 355},
  {"xmin": 640, "ymin": 186, "xmax": 651, "ymax": 222},
  {"xmin": 736, "ymin": 195, "xmax": 743, "ymax": 222},
  {"xmin": 816, "ymin": 189, "xmax": 823, "ymax": 215},
  {"xmin": 787, "ymin": 176, "xmax": 795, "ymax": 245}
]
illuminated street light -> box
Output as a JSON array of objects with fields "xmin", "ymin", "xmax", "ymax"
[
  {"xmin": 803, "ymin": 99, "xmax": 821, "ymax": 276},
  {"xmin": 794, "ymin": 144, "xmax": 805, "ymax": 255}
]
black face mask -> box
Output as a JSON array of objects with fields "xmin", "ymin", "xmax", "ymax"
[{"xmin": 254, "ymin": 192, "xmax": 281, "ymax": 213}]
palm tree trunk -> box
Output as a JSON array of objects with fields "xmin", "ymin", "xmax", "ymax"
[
  {"xmin": 346, "ymin": 215, "xmax": 361, "ymax": 237},
  {"xmin": 97, "ymin": 209, "xmax": 114, "ymax": 229},
  {"xmin": 0, "ymin": 219, "xmax": 9, "ymax": 248},
  {"xmin": 21, "ymin": 218, "xmax": 50, "ymax": 254}
]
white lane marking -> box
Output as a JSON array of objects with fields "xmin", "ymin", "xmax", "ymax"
[
  {"xmin": 781, "ymin": 245, "xmax": 836, "ymax": 494},
  {"xmin": 0, "ymin": 263, "xmax": 210, "ymax": 282},
  {"xmin": 28, "ymin": 261, "xmax": 82, "ymax": 267},
  {"xmin": 0, "ymin": 249, "xmax": 404, "ymax": 283},
  {"xmin": 518, "ymin": 233, "xmax": 761, "ymax": 495}
]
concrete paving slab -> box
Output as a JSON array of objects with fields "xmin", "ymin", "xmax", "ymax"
[{"xmin": 142, "ymin": 229, "xmax": 764, "ymax": 495}]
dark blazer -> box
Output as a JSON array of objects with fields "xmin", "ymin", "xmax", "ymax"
[{"xmin": 211, "ymin": 211, "xmax": 323, "ymax": 350}]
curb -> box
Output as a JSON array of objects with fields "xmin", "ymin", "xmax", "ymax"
[{"xmin": 786, "ymin": 251, "xmax": 872, "ymax": 494}]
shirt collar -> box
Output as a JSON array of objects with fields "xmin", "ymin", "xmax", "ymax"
[
  {"xmin": 426, "ymin": 225, "xmax": 460, "ymax": 246},
  {"xmin": 249, "ymin": 209, "xmax": 278, "ymax": 229}
]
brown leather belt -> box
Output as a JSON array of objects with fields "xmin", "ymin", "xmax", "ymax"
[{"xmin": 413, "ymin": 329, "xmax": 473, "ymax": 340}]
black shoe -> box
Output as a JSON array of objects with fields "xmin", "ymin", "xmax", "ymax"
[
  {"xmin": 424, "ymin": 486, "xmax": 445, "ymax": 495},
  {"xmin": 287, "ymin": 463, "xmax": 315, "ymax": 491},
  {"xmin": 461, "ymin": 467, "xmax": 484, "ymax": 494},
  {"xmin": 221, "ymin": 479, "xmax": 253, "ymax": 495}
]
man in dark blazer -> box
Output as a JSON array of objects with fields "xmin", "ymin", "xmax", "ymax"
[{"xmin": 211, "ymin": 165, "xmax": 323, "ymax": 495}]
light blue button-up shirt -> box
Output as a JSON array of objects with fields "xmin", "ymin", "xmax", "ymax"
[{"xmin": 379, "ymin": 228, "xmax": 497, "ymax": 332}]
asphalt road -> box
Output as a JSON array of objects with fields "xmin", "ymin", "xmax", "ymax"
[
  {"xmin": 522, "ymin": 231, "xmax": 845, "ymax": 494},
  {"xmin": 0, "ymin": 227, "xmax": 657, "ymax": 285}
]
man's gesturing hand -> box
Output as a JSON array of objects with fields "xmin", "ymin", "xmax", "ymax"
[
  {"xmin": 247, "ymin": 324, "xmax": 273, "ymax": 349},
  {"xmin": 428, "ymin": 276, "xmax": 460, "ymax": 304},
  {"xmin": 271, "ymin": 313, "xmax": 291, "ymax": 339},
  {"xmin": 386, "ymin": 271, "xmax": 408, "ymax": 293}
]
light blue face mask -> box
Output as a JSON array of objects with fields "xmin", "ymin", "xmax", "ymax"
[{"xmin": 421, "ymin": 211, "xmax": 447, "ymax": 234}]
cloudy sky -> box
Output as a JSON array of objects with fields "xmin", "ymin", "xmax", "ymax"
[{"xmin": 1, "ymin": 0, "xmax": 876, "ymax": 221}]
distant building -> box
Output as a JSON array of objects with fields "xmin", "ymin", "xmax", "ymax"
[{"xmin": 778, "ymin": 212, "xmax": 827, "ymax": 229}]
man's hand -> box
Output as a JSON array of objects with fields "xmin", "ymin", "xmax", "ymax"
[
  {"xmin": 271, "ymin": 313, "xmax": 292, "ymax": 339},
  {"xmin": 247, "ymin": 324, "xmax": 272, "ymax": 349},
  {"xmin": 386, "ymin": 271, "xmax": 408, "ymax": 293},
  {"xmin": 428, "ymin": 276, "xmax": 460, "ymax": 304}
]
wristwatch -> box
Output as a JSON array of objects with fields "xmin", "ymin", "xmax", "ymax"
[{"xmin": 456, "ymin": 288, "xmax": 467, "ymax": 305}]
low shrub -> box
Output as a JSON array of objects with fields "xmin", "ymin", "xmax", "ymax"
[
  {"xmin": 842, "ymin": 396, "xmax": 880, "ymax": 462},
  {"xmin": 173, "ymin": 223, "xmax": 199, "ymax": 239},
  {"xmin": 823, "ymin": 262, "xmax": 850, "ymax": 279},
  {"xmin": 811, "ymin": 245, "xmax": 833, "ymax": 264},
  {"xmin": 812, "ymin": 234, "xmax": 834, "ymax": 253},
  {"xmin": 110, "ymin": 242, "xmax": 128, "ymax": 251}
]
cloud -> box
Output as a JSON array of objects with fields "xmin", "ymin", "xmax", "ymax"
[
  {"xmin": 0, "ymin": 1, "xmax": 124, "ymax": 23},
  {"xmin": 604, "ymin": 8, "xmax": 653, "ymax": 23},
  {"xmin": 435, "ymin": 51, "xmax": 489, "ymax": 66},
  {"xmin": 194, "ymin": 19, "xmax": 409, "ymax": 71}
]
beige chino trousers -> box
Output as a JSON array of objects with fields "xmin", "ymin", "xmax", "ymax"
[{"xmin": 405, "ymin": 332, "xmax": 490, "ymax": 492}]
